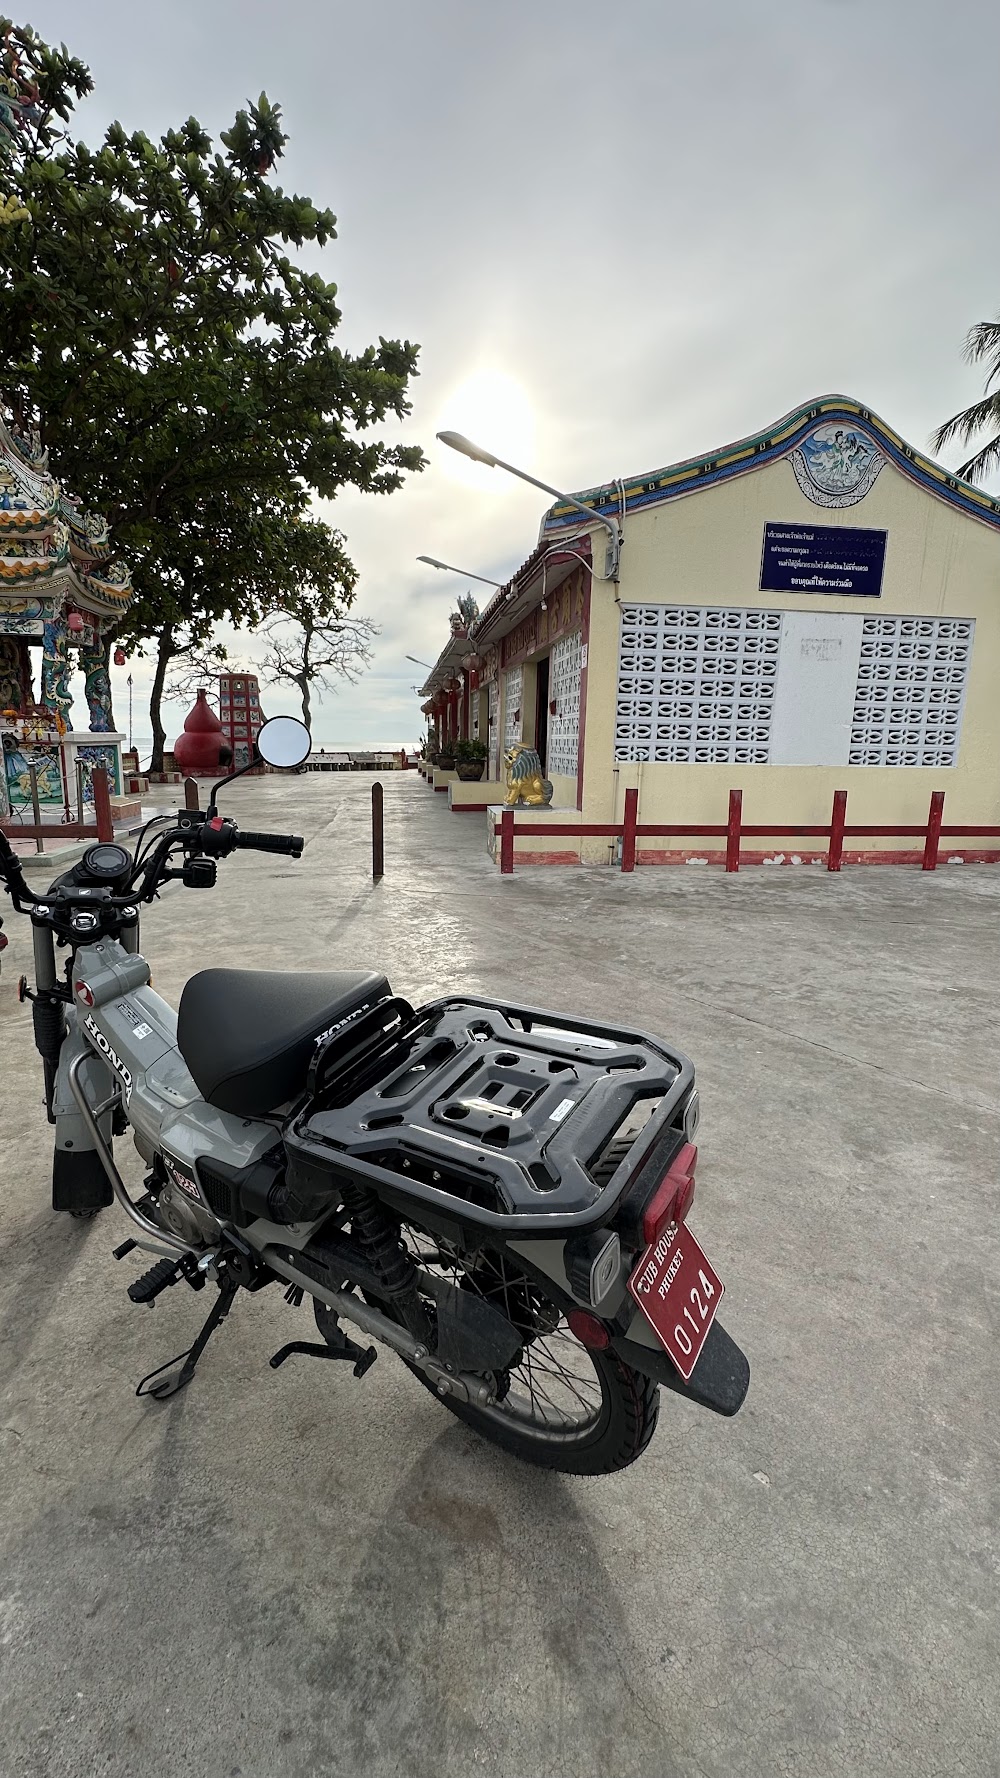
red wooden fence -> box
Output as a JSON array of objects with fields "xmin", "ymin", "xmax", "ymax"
[
  {"xmin": 0, "ymin": 766, "xmax": 114, "ymax": 849},
  {"xmin": 496, "ymin": 788, "xmax": 1000, "ymax": 876}
]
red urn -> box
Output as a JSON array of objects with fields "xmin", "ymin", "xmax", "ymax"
[{"xmin": 171, "ymin": 688, "xmax": 233, "ymax": 775}]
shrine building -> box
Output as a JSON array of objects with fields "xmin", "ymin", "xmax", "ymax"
[{"xmin": 419, "ymin": 395, "xmax": 1000, "ymax": 866}]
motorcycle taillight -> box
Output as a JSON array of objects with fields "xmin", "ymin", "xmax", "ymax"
[{"xmin": 641, "ymin": 1143, "xmax": 698, "ymax": 1246}]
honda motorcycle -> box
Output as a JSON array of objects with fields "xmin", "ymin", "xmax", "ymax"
[{"xmin": 0, "ymin": 716, "xmax": 749, "ymax": 1475}]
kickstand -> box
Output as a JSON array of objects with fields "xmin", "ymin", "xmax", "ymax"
[{"xmin": 136, "ymin": 1274, "xmax": 239, "ymax": 1401}]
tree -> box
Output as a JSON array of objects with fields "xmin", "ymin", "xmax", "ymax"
[
  {"xmin": 0, "ymin": 18, "xmax": 423, "ymax": 764},
  {"xmin": 120, "ymin": 506, "xmax": 358, "ymax": 766},
  {"xmin": 162, "ymin": 640, "xmax": 238, "ymax": 711},
  {"xmin": 259, "ymin": 605, "xmax": 378, "ymax": 730},
  {"xmin": 933, "ymin": 316, "xmax": 1000, "ymax": 482}
]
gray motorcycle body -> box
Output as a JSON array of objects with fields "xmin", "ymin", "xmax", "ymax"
[
  {"xmin": 55, "ymin": 936, "xmax": 278, "ymax": 1188},
  {"xmin": 53, "ymin": 935, "xmax": 632, "ymax": 1331}
]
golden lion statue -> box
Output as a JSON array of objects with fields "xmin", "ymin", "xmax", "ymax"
[{"xmin": 504, "ymin": 742, "xmax": 553, "ymax": 807}]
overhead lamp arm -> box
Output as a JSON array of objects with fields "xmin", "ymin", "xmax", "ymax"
[{"xmin": 436, "ymin": 432, "xmax": 621, "ymax": 581}]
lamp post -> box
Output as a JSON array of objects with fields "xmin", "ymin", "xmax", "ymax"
[
  {"xmin": 405, "ymin": 654, "xmax": 433, "ymax": 668},
  {"xmin": 416, "ymin": 555, "xmax": 504, "ymax": 587},
  {"xmin": 436, "ymin": 431, "xmax": 621, "ymax": 581}
]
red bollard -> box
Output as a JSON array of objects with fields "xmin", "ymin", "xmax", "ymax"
[
  {"xmin": 725, "ymin": 789, "xmax": 742, "ymax": 873},
  {"xmin": 499, "ymin": 808, "xmax": 514, "ymax": 875},
  {"xmin": 372, "ymin": 781, "xmax": 384, "ymax": 880},
  {"xmin": 92, "ymin": 767, "xmax": 113, "ymax": 842},
  {"xmin": 828, "ymin": 789, "xmax": 847, "ymax": 872},
  {"xmin": 922, "ymin": 790, "xmax": 945, "ymax": 871},
  {"xmin": 621, "ymin": 787, "xmax": 638, "ymax": 872}
]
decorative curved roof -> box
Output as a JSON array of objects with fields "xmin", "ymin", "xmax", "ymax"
[
  {"xmin": 542, "ymin": 395, "xmax": 1000, "ymax": 536},
  {"xmin": 0, "ymin": 412, "xmax": 132, "ymax": 615}
]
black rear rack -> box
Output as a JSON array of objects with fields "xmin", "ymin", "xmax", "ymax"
[{"xmin": 284, "ymin": 995, "xmax": 695, "ymax": 1236}]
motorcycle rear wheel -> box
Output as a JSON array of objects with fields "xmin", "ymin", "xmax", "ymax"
[{"xmin": 389, "ymin": 1230, "xmax": 660, "ymax": 1476}]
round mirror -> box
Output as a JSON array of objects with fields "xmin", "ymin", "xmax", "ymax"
[{"xmin": 256, "ymin": 716, "xmax": 312, "ymax": 769}]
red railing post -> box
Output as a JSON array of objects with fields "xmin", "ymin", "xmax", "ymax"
[
  {"xmin": 828, "ymin": 789, "xmax": 847, "ymax": 872},
  {"xmin": 92, "ymin": 767, "xmax": 113, "ymax": 842},
  {"xmin": 922, "ymin": 790, "xmax": 945, "ymax": 871},
  {"xmin": 621, "ymin": 786, "xmax": 638, "ymax": 872},
  {"xmin": 725, "ymin": 789, "xmax": 742, "ymax": 873},
  {"xmin": 499, "ymin": 807, "xmax": 514, "ymax": 875}
]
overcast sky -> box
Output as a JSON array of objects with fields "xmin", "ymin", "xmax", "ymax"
[{"xmin": 31, "ymin": 0, "xmax": 1000, "ymax": 749}]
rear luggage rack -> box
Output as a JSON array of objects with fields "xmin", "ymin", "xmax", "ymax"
[{"xmin": 284, "ymin": 996, "xmax": 695, "ymax": 1235}]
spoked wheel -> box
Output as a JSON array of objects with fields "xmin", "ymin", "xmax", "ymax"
[{"xmin": 394, "ymin": 1228, "xmax": 660, "ymax": 1476}]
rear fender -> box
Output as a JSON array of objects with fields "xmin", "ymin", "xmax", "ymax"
[
  {"xmin": 507, "ymin": 1236, "xmax": 749, "ymax": 1418},
  {"xmin": 611, "ymin": 1319, "xmax": 750, "ymax": 1418}
]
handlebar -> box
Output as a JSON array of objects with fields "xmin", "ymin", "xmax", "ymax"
[
  {"xmin": 231, "ymin": 830, "xmax": 304, "ymax": 858},
  {"xmin": 0, "ymin": 813, "xmax": 304, "ymax": 922}
]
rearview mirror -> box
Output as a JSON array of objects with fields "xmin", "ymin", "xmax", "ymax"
[{"xmin": 256, "ymin": 716, "xmax": 312, "ymax": 769}]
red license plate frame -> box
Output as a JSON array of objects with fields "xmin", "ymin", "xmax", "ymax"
[{"xmin": 627, "ymin": 1219, "xmax": 724, "ymax": 1382}]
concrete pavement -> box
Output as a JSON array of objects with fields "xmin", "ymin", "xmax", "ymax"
[{"xmin": 1, "ymin": 770, "xmax": 997, "ymax": 1778}]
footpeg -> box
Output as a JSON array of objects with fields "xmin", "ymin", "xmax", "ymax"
[
  {"xmin": 128, "ymin": 1251, "xmax": 202, "ymax": 1306},
  {"xmin": 269, "ymin": 1337, "xmax": 378, "ymax": 1379}
]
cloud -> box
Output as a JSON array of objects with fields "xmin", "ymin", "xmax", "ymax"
[{"xmin": 38, "ymin": 0, "xmax": 1000, "ymax": 749}]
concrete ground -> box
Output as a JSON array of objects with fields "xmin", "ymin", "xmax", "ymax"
[{"xmin": 1, "ymin": 771, "xmax": 997, "ymax": 1778}]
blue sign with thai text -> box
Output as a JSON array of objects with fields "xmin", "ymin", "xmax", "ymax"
[{"xmin": 760, "ymin": 522, "xmax": 886, "ymax": 598}]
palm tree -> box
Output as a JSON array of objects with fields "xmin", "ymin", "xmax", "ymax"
[{"xmin": 933, "ymin": 318, "xmax": 1000, "ymax": 481}]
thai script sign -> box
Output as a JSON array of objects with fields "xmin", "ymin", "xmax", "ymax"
[{"xmin": 760, "ymin": 523, "xmax": 886, "ymax": 598}]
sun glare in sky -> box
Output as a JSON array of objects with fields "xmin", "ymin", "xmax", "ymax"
[{"xmin": 435, "ymin": 368, "xmax": 536, "ymax": 485}]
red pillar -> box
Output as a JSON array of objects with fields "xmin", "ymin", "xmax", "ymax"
[
  {"xmin": 621, "ymin": 786, "xmax": 638, "ymax": 872},
  {"xmin": 922, "ymin": 790, "xmax": 945, "ymax": 871},
  {"xmin": 828, "ymin": 790, "xmax": 847, "ymax": 872},
  {"xmin": 725, "ymin": 789, "xmax": 742, "ymax": 873},
  {"xmin": 92, "ymin": 767, "xmax": 113, "ymax": 842},
  {"xmin": 499, "ymin": 808, "xmax": 514, "ymax": 875}
]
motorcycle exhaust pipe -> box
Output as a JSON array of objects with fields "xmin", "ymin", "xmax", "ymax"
[{"xmin": 263, "ymin": 1246, "xmax": 495, "ymax": 1408}]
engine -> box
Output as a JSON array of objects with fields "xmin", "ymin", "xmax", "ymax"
[{"xmin": 153, "ymin": 1160, "xmax": 224, "ymax": 1248}]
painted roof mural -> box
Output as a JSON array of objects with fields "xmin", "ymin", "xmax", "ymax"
[{"xmin": 541, "ymin": 396, "xmax": 1000, "ymax": 536}]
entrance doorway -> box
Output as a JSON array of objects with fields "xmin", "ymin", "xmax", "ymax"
[{"xmin": 535, "ymin": 655, "xmax": 550, "ymax": 771}]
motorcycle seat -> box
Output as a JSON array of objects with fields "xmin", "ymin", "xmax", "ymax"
[{"xmin": 177, "ymin": 966, "xmax": 391, "ymax": 1118}]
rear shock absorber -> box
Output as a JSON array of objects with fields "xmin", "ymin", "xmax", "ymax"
[{"xmin": 340, "ymin": 1182, "xmax": 431, "ymax": 1346}]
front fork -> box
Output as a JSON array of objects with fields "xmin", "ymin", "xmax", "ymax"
[{"xmin": 31, "ymin": 921, "xmax": 117, "ymax": 1213}]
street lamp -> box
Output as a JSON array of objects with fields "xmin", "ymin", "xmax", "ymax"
[
  {"xmin": 405, "ymin": 654, "xmax": 433, "ymax": 668},
  {"xmin": 416, "ymin": 555, "xmax": 503, "ymax": 587},
  {"xmin": 436, "ymin": 431, "xmax": 621, "ymax": 581}
]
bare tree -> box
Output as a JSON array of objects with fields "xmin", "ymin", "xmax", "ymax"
[
  {"xmin": 258, "ymin": 612, "xmax": 378, "ymax": 729},
  {"xmin": 162, "ymin": 640, "xmax": 243, "ymax": 709}
]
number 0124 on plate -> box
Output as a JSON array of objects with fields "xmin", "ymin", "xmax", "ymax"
[{"xmin": 626, "ymin": 1219, "xmax": 724, "ymax": 1382}]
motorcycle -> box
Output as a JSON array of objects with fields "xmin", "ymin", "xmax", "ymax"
[{"xmin": 0, "ymin": 716, "xmax": 749, "ymax": 1475}]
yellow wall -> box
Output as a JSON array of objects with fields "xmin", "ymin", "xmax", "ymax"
[{"xmin": 577, "ymin": 453, "xmax": 1000, "ymax": 854}]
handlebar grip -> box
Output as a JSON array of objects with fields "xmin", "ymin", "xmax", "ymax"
[{"xmin": 232, "ymin": 830, "xmax": 304, "ymax": 858}]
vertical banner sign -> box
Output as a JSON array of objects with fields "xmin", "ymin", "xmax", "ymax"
[{"xmin": 760, "ymin": 523, "xmax": 887, "ymax": 598}]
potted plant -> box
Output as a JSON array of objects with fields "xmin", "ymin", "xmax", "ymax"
[{"xmin": 454, "ymin": 737, "xmax": 488, "ymax": 781}]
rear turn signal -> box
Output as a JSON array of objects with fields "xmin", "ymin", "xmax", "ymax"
[
  {"xmin": 566, "ymin": 1309, "xmax": 611, "ymax": 1350},
  {"xmin": 641, "ymin": 1142, "xmax": 698, "ymax": 1246}
]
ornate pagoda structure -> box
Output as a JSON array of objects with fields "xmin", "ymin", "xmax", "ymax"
[{"xmin": 0, "ymin": 411, "xmax": 133, "ymax": 820}]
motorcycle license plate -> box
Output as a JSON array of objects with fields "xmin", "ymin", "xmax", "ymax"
[{"xmin": 627, "ymin": 1220, "xmax": 724, "ymax": 1382}]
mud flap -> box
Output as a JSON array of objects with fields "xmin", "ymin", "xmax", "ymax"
[
  {"xmin": 52, "ymin": 1146, "xmax": 114, "ymax": 1213},
  {"xmin": 611, "ymin": 1317, "xmax": 750, "ymax": 1418}
]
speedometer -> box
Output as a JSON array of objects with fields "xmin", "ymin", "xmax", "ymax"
[{"xmin": 75, "ymin": 843, "xmax": 132, "ymax": 884}]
